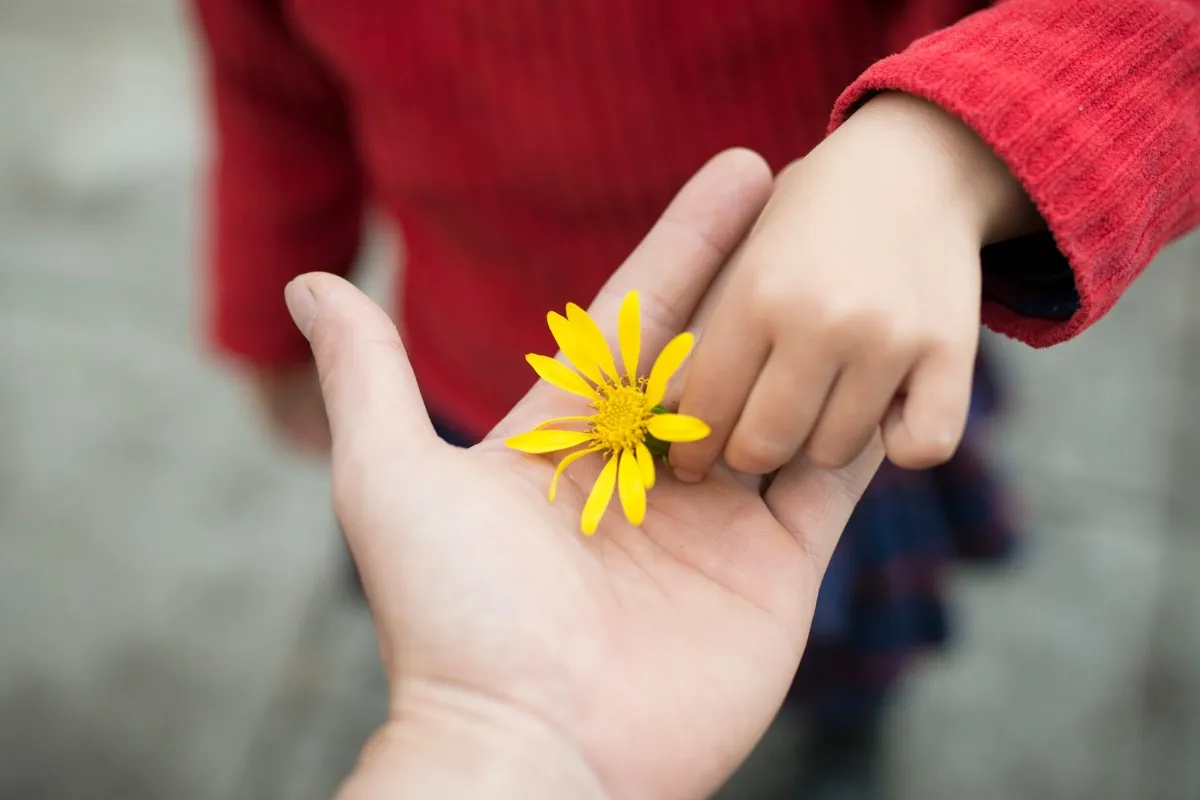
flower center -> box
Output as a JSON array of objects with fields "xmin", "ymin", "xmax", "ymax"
[{"xmin": 590, "ymin": 384, "xmax": 652, "ymax": 452}]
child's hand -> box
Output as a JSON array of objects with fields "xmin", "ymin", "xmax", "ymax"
[
  {"xmin": 246, "ymin": 363, "xmax": 332, "ymax": 456},
  {"xmin": 672, "ymin": 93, "xmax": 1040, "ymax": 477}
]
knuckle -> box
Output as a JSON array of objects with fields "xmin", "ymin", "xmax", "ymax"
[
  {"xmin": 725, "ymin": 434, "xmax": 792, "ymax": 475},
  {"xmin": 835, "ymin": 309, "xmax": 922, "ymax": 355},
  {"xmin": 804, "ymin": 436, "xmax": 853, "ymax": 470},
  {"xmin": 797, "ymin": 308, "xmax": 864, "ymax": 355},
  {"xmin": 879, "ymin": 317, "xmax": 929, "ymax": 354},
  {"xmin": 744, "ymin": 267, "xmax": 797, "ymax": 322},
  {"xmin": 840, "ymin": 312, "xmax": 889, "ymax": 349},
  {"xmin": 925, "ymin": 332, "xmax": 971, "ymax": 363},
  {"xmin": 669, "ymin": 440, "xmax": 712, "ymax": 470},
  {"xmin": 792, "ymin": 298, "xmax": 873, "ymax": 342},
  {"xmin": 797, "ymin": 296, "xmax": 940, "ymax": 358}
]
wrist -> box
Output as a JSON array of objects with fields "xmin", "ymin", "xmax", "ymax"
[
  {"xmin": 337, "ymin": 678, "xmax": 607, "ymax": 800},
  {"xmin": 844, "ymin": 92, "xmax": 1043, "ymax": 245}
]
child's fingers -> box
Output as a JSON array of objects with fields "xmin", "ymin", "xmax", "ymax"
[
  {"xmin": 720, "ymin": 345, "xmax": 837, "ymax": 475},
  {"xmin": 803, "ymin": 355, "xmax": 910, "ymax": 468},
  {"xmin": 668, "ymin": 298, "xmax": 770, "ymax": 481},
  {"xmin": 882, "ymin": 348, "xmax": 975, "ymax": 468}
]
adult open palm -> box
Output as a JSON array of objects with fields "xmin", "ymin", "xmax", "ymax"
[{"xmin": 292, "ymin": 151, "xmax": 884, "ymax": 799}]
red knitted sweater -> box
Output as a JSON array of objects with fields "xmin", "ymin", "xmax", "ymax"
[{"xmin": 193, "ymin": 0, "xmax": 1200, "ymax": 438}]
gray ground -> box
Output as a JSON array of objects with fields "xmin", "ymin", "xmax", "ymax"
[{"xmin": 2, "ymin": 2, "xmax": 1197, "ymax": 798}]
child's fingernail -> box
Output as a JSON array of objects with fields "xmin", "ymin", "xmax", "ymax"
[
  {"xmin": 285, "ymin": 279, "xmax": 317, "ymax": 340},
  {"xmin": 674, "ymin": 469, "xmax": 703, "ymax": 484}
]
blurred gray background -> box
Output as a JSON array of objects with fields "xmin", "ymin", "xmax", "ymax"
[{"xmin": 1, "ymin": 2, "xmax": 1198, "ymax": 798}]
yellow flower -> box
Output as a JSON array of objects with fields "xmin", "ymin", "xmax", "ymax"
[{"xmin": 506, "ymin": 290, "xmax": 711, "ymax": 534}]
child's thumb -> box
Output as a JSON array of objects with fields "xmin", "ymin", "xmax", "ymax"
[{"xmin": 285, "ymin": 273, "xmax": 439, "ymax": 464}]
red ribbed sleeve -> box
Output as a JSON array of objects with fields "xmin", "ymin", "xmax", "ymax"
[
  {"xmin": 832, "ymin": 0, "xmax": 1200, "ymax": 347},
  {"xmin": 191, "ymin": 0, "xmax": 364, "ymax": 367}
]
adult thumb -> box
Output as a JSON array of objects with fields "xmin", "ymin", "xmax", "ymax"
[{"xmin": 284, "ymin": 273, "xmax": 439, "ymax": 463}]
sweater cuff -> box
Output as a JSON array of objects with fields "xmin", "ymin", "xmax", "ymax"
[{"xmin": 830, "ymin": 1, "xmax": 1200, "ymax": 348}]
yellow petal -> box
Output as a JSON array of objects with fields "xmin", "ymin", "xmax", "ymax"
[
  {"xmin": 548, "ymin": 446, "xmax": 602, "ymax": 502},
  {"xmin": 547, "ymin": 312, "xmax": 603, "ymax": 384},
  {"xmin": 635, "ymin": 441, "xmax": 657, "ymax": 489},
  {"xmin": 646, "ymin": 413, "xmax": 711, "ymax": 443},
  {"xmin": 617, "ymin": 291, "xmax": 641, "ymax": 381},
  {"xmin": 644, "ymin": 332, "xmax": 694, "ymax": 406},
  {"xmin": 534, "ymin": 416, "xmax": 593, "ymax": 430},
  {"xmin": 506, "ymin": 429, "xmax": 595, "ymax": 453},
  {"xmin": 580, "ymin": 455, "xmax": 619, "ymax": 535},
  {"xmin": 617, "ymin": 448, "xmax": 647, "ymax": 526},
  {"xmin": 526, "ymin": 353, "xmax": 600, "ymax": 400},
  {"xmin": 566, "ymin": 303, "xmax": 619, "ymax": 382}
]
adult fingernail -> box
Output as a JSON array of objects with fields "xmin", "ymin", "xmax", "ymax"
[
  {"xmin": 285, "ymin": 279, "xmax": 317, "ymax": 340},
  {"xmin": 674, "ymin": 469, "xmax": 703, "ymax": 484}
]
